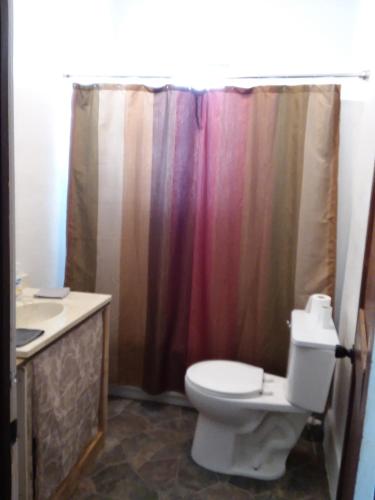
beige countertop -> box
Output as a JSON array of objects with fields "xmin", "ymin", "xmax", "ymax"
[{"xmin": 16, "ymin": 288, "xmax": 111, "ymax": 359}]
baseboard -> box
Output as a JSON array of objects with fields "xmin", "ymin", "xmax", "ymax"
[
  {"xmin": 324, "ymin": 409, "xmax": 341, "ymax": 500},
  {"xmin": 109, "ymin": 384, "xmax": 192, "ymax": 408}
]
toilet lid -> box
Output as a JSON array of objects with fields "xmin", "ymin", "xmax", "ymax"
[{"xmin": 186, "ymin": 360, "xmax": 264, "ymax": 398}]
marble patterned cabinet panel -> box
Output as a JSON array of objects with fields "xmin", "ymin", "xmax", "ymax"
[{"xmin": 17, "ymin": 308, "xmax": 109, "ymax": 500}]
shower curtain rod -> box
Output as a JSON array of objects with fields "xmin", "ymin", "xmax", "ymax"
[{"xmin": 63, "ymin": 70, "xmax": 370, "ymax": 80}]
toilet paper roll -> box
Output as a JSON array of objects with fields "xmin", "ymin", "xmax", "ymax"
[
  {"xmin": 318, "ymin": 304, "xmax": 333, "ymax": 329},
  {"xmin": 305, "ymin": 294, "xmax": 331, "ymax": 319}
]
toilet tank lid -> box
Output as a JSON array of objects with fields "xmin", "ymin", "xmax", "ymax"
[
  {"xmin": 291, "ymin": 310, "xmax": 339, "ymax": 350},
  {"xmin": 186, "ymin": 360, "xmax": 264, "ymax": 398}
]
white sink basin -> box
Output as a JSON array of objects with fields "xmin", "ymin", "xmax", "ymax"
[{"xmin": 16, "ymin": 302, "xmax": 64, "ymax": 327}]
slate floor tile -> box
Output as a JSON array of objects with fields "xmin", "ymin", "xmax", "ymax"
[{"xmin": 73, "ymin": 397, "xmax": 330, "ymax": 500}]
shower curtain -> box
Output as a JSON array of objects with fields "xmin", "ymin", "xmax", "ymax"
[{"xmin": 65, "ymin": 84, "xmax": 340, "ymax": 393}]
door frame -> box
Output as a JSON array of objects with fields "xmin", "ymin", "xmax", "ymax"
[
  {"xmin": 336, "ymin": 167, "xmax": 375, "ymax": 499},
  {"xmin": 0, "ymin": 0, "xmax": 12, "ymax": 498}
]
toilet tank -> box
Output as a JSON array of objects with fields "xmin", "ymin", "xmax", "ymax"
[{"xmin": 286, "ymin": 294, "xmax": 339, "ymax": 413}]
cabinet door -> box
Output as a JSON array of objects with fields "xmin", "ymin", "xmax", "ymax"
[
  {"xmin": 32, "ymin": 312, "xmax": 104, "ymax": 499},
  {"xmin": 17, "ymin": 364, "xmax": 33, "ymax": 500}
]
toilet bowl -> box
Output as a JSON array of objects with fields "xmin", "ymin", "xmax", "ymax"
[{"xmin": 185, "ymin": 294, "xmax": 339, "ymax": 480}]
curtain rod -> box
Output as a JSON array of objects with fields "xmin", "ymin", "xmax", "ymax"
[{"xmin": 63, "ymin": 71, "xmax": 371, "ymax": 80}]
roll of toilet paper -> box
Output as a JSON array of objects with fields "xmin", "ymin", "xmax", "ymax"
[
  {"xmin": 318, "ymin": 304, "xmax": 333, "ymax": 329},
  {"xmin": 305, "ymin": 294, "xmax": 331, "ymax": 320},
  {"xmin": 303, "ymin": 294, "xmax": 334, "ymax": 330}
]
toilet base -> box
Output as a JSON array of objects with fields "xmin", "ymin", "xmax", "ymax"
[{"xmin": 191, "ymin": 411, "xmax": 308, "ymax": 480}]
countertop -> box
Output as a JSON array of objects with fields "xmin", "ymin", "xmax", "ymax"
[{"xmin": 16, "ymin": 288, "xmax": 111, "ymax": 359}]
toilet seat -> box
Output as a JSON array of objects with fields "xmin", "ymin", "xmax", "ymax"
[{"xmin": 186, "ymin": 360, "xmax": 264, "ymax": 399}]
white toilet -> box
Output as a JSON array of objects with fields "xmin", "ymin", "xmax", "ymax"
[{"xmin": 185, "ymin": 294, "xmax": 339, "ymax": 480}]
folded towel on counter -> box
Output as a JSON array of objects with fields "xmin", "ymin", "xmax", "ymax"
[
  {"xmin": 34, "ymin": 287, "xmax": 70, "ymax": 299},
  {"xmin": 16, "ymin": 328, "xmax": 44, "ymax": 347}
]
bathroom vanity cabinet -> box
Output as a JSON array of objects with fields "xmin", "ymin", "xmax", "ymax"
[{"xmin": 16, "ymin": 291, "xmax": 111, "ymax": 500}]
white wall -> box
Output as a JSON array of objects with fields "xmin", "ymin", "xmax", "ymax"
[
  {"xmin": 62, "ymin": 0, "xmax": 363, "ymax": 78},
  {"xmin": 14, "ymin": 0, "xmax": 69, "ymax": 287},
  {"xmin": 334, "ymin": 98, "xmax": 364, "ymax": 326}
]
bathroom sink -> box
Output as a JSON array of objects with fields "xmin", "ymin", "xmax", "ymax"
[{"xmin": 16, "ymin": 302, "xmax": 64, "ymax": 327}]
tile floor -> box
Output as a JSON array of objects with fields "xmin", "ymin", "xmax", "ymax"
[{"xmin": 73, "ymin": 398, "xmax": 330, "ymax": 499}]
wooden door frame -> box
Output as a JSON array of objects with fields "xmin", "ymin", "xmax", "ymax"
[
  {"xmin": 336, "ymin": 168, "xmax": 375, "ymax": 499},
  {"xmin": 0, "ymin": 0, "xmax": 12, "ymax": 498}
]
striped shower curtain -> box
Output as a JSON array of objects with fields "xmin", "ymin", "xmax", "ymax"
[{"xmin": 65, "ymin": 84, "xmax": 340, "ymax": 394}]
